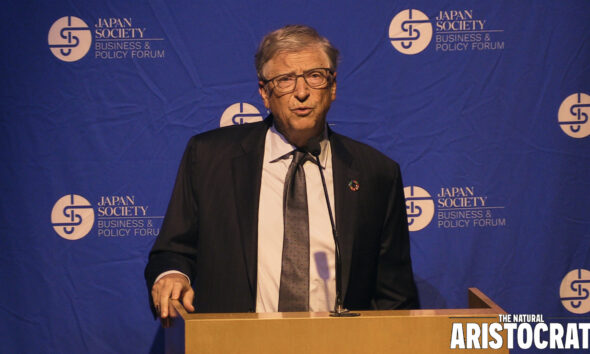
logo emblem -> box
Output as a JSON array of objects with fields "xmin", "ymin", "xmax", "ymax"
[
  {"xmin": 558, "ymin": 93, "xmax": 590, "ymax": 138},
  {"xmin": 560, "ymin": 269, "xmax": 590, "ymax": 314},
  {"xmin": 219, "ymin": 102, "xmax": 263, "ymax": 127},
  {"xmin": 389, "ymin": 9, "xmax": 432, "ymax": 55},
  {"xmin": 48, "ymin": 16, "xmax": 92, "ymax": 62},
  {"xmin": 404, "ymin": 186, "xmax": 434, "ymax": 231},
  {"xmin": 51, "ymin": 194, "xmax": 95, "ymax": 240}
]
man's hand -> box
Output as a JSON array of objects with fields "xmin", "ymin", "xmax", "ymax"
[{"xmin": 151, "ymin": 273, "xmax": 195, "ymax": 321}]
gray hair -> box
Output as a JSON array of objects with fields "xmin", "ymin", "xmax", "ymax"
[{"xmin": 255, "ymin": 25, "xmax": 340, "ymax": 80}]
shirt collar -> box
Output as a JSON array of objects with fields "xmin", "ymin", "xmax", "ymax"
[{"xmin": 267, "ymin": 124, "xmax": 330, "ymax": 168}]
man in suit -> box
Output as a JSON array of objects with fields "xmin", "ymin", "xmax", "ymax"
[{"xmin": 145, "ymin": 25, "xmax": 418, "ymax": 320}]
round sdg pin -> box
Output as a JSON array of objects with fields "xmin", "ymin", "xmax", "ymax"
[{"xmin": 348, "ymin": 180, "xmax": 359, "ymax": 192}]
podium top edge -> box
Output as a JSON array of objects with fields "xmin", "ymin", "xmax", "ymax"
[{"xmin": 169, "ymin": 287, "xmax": 506, "ymax": 321}]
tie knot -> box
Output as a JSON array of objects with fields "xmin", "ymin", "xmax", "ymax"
[{"xmin": 292, "ymin": 150, "xmax": 308, "ymax": 166}]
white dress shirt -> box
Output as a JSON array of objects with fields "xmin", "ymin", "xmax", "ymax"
[{"xmin": 256, "ymin": 125, "xmax": 336, "ymax": 312}]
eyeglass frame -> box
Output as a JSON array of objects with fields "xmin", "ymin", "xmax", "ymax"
[{"xmin": 259, "ymin": 67, "xmax": 335, "ymax": 94}]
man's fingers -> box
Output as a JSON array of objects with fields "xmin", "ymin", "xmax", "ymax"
[
  {"xmin": 152, "ymin": 274, "xmax": 192, "ymax": 319},
  {"xmin": 151, "ymin": 287, "xmax": 158, "ymax": 308},
  {"xmin": 182, "ymin": 287, "xmax": 195, "ymax": 312},
  {"xmin": 170, "ymin": 281, "xmax": 184, "ymax": 300},
  {"xmin": 158, "ymin": 280, "xmax": 175, "ymax": 318},
  {"xmin": 151, "ymin": 282, "xmax": 161, "ymax": 313}
]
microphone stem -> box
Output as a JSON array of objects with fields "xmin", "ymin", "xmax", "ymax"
[{"xmin": 312, "ymin": 154, "xmax": 343, "ymax": 313}]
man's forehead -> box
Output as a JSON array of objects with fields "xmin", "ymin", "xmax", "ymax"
[{"xmin": 263, "ymin": 47, "xmax": 330, "ymax": 76}]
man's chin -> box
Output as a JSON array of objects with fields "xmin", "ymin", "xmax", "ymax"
[
  {"xmin": 289, "ymin": 119, "xmax": 323, "ymax": 135},
  {"xmin": 276, "ymin": 121, "xmax": 321, "ymax": 146}
]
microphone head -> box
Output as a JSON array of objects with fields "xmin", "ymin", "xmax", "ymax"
[{"xmin": 305, "ymin": 136, "xmax": 322, "ymax": 157}]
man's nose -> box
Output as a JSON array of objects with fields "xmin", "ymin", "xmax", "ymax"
[{"xmin": 293, "ymin": 76, "xmax": 310, "ymax": 101}]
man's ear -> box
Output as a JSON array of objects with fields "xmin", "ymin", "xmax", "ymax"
[
  {"xmin": 330, "ymin": 73, "xmax": 337, "ymax": 101},
  {"xmin": 258, "ymin": 82, "xmax": 270, "ymax": 109}
]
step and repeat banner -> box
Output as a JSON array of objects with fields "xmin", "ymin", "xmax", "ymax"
[{"xmin": 2, "ymin": 0, "xmax": 589, "ymax": 352}]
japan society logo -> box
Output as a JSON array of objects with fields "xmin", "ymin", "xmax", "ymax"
[
  {"xmin": 404, "ymin": 186, "xmax": 434, "ymax": 231},
  {"xmin": 220, "ymin": 102, "xmax": 263, "ymax": 127},
  {"xmin": 389, "ymin": 9, "xmax": 433, "ymax": 55},
  {"xmin": 51, "ymin": 194, "xmax": 95, "ymax": 240},
  {"xmin": 560, "ymin": 269, "xmax": 590, "ymax": 314},
  {"xmin": 48, "ymin": 16, "xmax": 92, "ymax": 62},
  {"xmin": 558, "ymin": 93, "xmax": 590, "ymax": 138}
]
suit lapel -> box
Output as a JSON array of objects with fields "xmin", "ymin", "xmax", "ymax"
[
  {"xmin": 231, "ymin": 120, "xmax": 270, "ymax": 307},
  {"xmin": 329, "ymin": 133, "xmax": 360, "ymax": 303}
]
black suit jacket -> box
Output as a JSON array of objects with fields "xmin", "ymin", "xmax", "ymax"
[{"xmin": 145, "ymin": 117, "xmax": 418, "ymax": 313}]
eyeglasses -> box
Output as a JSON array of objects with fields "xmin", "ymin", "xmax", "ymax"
[{"xmin": 262, "ymin": 68, "xmax": 334, "ymax": 94}]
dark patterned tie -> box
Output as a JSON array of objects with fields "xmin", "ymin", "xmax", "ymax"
[{"xmin": 278, "ymin": 150, "xmax": 310, "ymax": 312}]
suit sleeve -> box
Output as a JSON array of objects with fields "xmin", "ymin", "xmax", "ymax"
[
  {"xmin": 144, "ymin": 137, "xmax": 199, "ymax": 310},
  {"xmin": 371, "ymin": 163, "xmax": 420, "ymax": 309}
]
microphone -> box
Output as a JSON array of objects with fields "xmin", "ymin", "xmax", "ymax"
[
  {"xmin": 305, "ymin": 136, "xmax": 322, "ymax": 157},
  {"xmin": 304, "ymin": 137, "xmax": 359, "ymax": 317}
]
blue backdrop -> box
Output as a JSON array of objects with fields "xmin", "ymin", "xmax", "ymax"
[{"xmin": 1, "ymin": 0, "xmax": 589, "ymax": 352}]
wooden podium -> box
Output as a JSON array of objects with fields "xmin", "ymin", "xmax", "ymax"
[{"xmin": 165, "ymin": 288, "xmax": 507, "ymax": 353}]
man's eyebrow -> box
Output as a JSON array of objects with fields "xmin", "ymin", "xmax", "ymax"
[
  {"xmin": 270, "ymin": 70, "xmax": 297, "ymax": 77},
  {"xmin": 270, "ymin": 68, "xmax": 325, "ymax": 78}
]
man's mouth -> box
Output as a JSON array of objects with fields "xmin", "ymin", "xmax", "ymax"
[{"xmin": 291, "ymin": 107, "xmax": 313, "ymax": 116}]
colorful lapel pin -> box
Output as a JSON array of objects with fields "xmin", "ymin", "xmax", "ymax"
[{"xmin": 348, "ymin": 179, "xmax": 360, "ymax": 192}]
